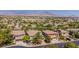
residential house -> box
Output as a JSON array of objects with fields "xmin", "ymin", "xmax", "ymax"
[
  {"xmin": 26, "ymin": 30, "xmax": 39, "ymax": 40},
  {"xmin": 11, "ymin": 30, "xmax": 25, "ymax": 40},
  {"xmin": 43, "ymin": 30, "xmax": 59, "ymax": 40}
]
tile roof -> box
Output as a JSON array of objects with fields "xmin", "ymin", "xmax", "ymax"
[{"xmin": 27, "ymin": 30, "xmax": 38, "ymax": 36}]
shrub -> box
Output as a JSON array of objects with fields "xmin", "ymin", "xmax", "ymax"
[
  {"xmin": 48, "ymin": 44, "xmax": 58, "ymax": 48},
  {"xmin": 59, "ymin": 35, "xmax": 66, "ymax": 41},
  {"xmin": 22, "ymin": 35, "xmax": 30, "ymax": 42},
  {"xmin": 64, "ymin": 42, "xmax": 78, "ymax": 48}
]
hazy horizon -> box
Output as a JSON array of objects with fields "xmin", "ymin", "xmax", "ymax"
[{"xmin": 0, "ymin": 10, "xmax": 79, "ymax": 16}]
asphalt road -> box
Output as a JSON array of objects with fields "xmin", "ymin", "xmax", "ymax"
[
  {"xmin": 7, "ymin": 46, "xmax": 26, "ymax": 48},
  {"xmin": 7, "ymin": 40, "xmax": 79, "ymax": 48}
]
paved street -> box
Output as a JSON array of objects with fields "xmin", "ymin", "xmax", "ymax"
[{"xmin": 4, "ymin": 39, "xmax": 79, "ymax": 48}]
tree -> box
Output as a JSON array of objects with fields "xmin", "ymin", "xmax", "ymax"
[
  {"xmin": 59, "ymin": 35, "xmax": 66, "ymax": 41},
  {"xmin": 69, "ymin": 31, "xmax": 74, "ymax": 35},
  {"xmin": 2, "ymin": 29, "xmax": 14, "ymax": 45},
  {"xmin": 74, "ymin": 32, "xmax": 79, "ymax": 39},
  {"xmin": 32, "ymin": 32, "xmax": 43, "ymax": 44},
  {"xmin": 57, "ymin": 25, "xmax": 66, "ymax": 30},
  {"xmin": 21, "ymin": 25, "xmax": 29, "ymax": 34},
  {"xmin": 36, "ymin": 23, "xmax": 44, "ymax": 31},
  {"xmin": 46, "ymin": 24, "xmax": 54, "ymax": 30},
  {"xmin": 0, "ymin": 29, "xmax": 14, "ymax": 46},
  {"xmin": 44, "ymin": 36, "xmax": 51, "ymax": 43},
  {"xmin": 32, "ymin": 37, "xmax": 42, "ymax": 44},
  {"xmin": 22, "ymin": 35, "xmax": 30, "ymax": 43},
  {"xmin": 64, "ymin": 42, "xmax": 78, "ymax": 48},
  {"xmin": 70, "ymin": 32, "xmax": 79, "ymax": 39},
  {"xmin": 0, "ymin": 33, "xmax": 4, "ymax": 46}
]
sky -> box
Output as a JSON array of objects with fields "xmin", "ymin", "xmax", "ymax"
[{"xmin": 0, "ymin": 10, "xmax": 79, "ymax": 16}]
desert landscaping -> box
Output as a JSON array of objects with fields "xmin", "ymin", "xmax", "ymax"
[{"xmin": 0, "ymin": 15, "xmax": 79, "ymax": 48}]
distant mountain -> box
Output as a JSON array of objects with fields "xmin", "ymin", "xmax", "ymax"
[
  {"xmin": 0, "ymin": 10, "xmax": 57, "ymax": 16},
  {"xmin": 0, "ymin": 10, "xmax": 78, "ymax": 17}
]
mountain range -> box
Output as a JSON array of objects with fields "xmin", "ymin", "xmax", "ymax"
[{"xmin": 0, "ymin": 10, "xmax": 79, "ymax": 17}]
